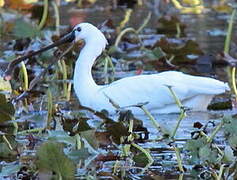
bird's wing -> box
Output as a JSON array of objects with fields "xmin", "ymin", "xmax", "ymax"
[{"xmin": 99, "ymin": 71, "xmax": 228, "ymax": 109}]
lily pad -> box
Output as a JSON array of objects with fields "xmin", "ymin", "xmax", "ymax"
[
  {"xmin": 13, "ymin": 19, "xmax": 40, "ymax": 38},
  {"xmin": 0, "ymin": 164, "xmax": 21, "ymax": 178},
  {"xmin": 36, "ymin": 141, "xmax": 76, "ymax": 180},
  {"xmin": 0, "ymin": 93, "xmax": 15, "ymax": 123},
  {"xmin": 0, "ymin": 77, "xmax": 12, "ymax": 92}
]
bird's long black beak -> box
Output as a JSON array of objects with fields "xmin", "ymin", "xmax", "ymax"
[{"xmin": 4, "ymin": 31, "xmax": 75, "ymax": 80}]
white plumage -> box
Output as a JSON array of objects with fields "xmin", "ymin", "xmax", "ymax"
[{"xmin": 72, "ymin": 23, "xmax": 229, "ymax": 114}]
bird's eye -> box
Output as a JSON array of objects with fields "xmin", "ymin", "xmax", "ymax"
[{"xmin": 77, "ymin": 27, "xmax": 81, "ymax": 32}]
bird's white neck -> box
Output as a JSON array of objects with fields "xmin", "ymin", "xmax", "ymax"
[{"xmin": 73, "ymin": 40, "xmax": 103, "ymax": 103}]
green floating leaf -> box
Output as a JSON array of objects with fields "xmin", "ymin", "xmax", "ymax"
[
  {"xmin": 13, "ymin": 19, "xmax": 40, "ymax": 38},
  {"xmin": 106, "ymin": 121, "xmax": 129, "ymax": 144},
  {"xmin": 223, "ymin": 116, "xmax": 237, "ymax": 135},
  {"xmin": 81, "ymin": 129, "xmax": 99, "ymax": 149},
  {"xmin": 184, "ymin": 137, "xmax": 206, "ymax": 164},
  {"xmin": 48, "ymin": 130, "xmax": 76, "ymax": 145},
  {"xmin": 144, "ymin": 47, "xmax": 166, "ymax": 60},
  {"xmin": 228, "ymin": 135, "xmax": 237, "ymax": 148},
  {"xmin": 0, "ymin": 135, "xmax": 18, "ymax": 158},
  {"xmin": 36, "ymin": 141, "xmax": 76, "ymax": 180},
  {"xmin": 223, "ymin": 145, "xmax": 235, "ymax": 163},
  {"xmin": 133, "ymin": 152, "xmax": 150, "ymax": 167},
  {"xmin": 0, "ymin": 93, "xmax": 15, "ymax": 123},
  {"xmin": 0, "ymin": 77, "xmax": 12, "ymax": 92},
  {"xmin": 67, "ymin": 148, "xmax": 91, "ymax": 163},
  {"xmin": 0, "ymin": 164, "xmax": 21, "ymax": 178},
  {"xmin": 199, "ymin": 145, "xmax": 219, "ymax": 164}
]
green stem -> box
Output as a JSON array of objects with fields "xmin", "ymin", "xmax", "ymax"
[
  {"xmin": 231, "ymin": 67, "xmax": 237, "ymax": 100},
  {"xmin": 207, "ymin": 120, "xmax": 224, "ymax": 143},
  {"xmin": 217, "ymin": 164, "xmax": 226, "ymax": 180},
  {"xmin": 61, "ymin": 60, "xmax": 68, "ymax": 98},
  {"xmin": 107, "ymin": 56, "xmax": 115, "ymax": 82},
  {"xmin": 123, "ymin": 118, "xmax": 134, "ymax": 156},
  {"xmin": 17, "ymin": 128, "xmax": 45, "ymax": 134},
  {"xmin": 172, "ymin": 111, "xmax": 186, "ymax": 139},
  {"xmin": 118, "ymin": 8, "xmax": 132, "ymax": 32},
  {"xmin": 224, "ymin": 8, "xmax": 236, "ymax": 53},
  {"xmin": 75, "ymin": 133, "xmax": 81, "ymax": 150},
  {"xmin": 132, "ymin": 143, "xmax": 153, "ymax": 164},
  {"xmin": 46, "ymin": 89, "xmax": 53, "ymax": 129},
  {"xmin": 52, "ymin": 1, "xmax": 60, "ymax": 35},
  {"xmin": 140, "ymin": 105, "xmax": 160, "ymax": 130},
  {"xmin": 167, "ymin": 86, "xmax": 186, "ymax": 138},
  {"xmin": 103, "ymin": 57, "xmax": 109, "ymax": 84},
  {"xmin": 140, "ymin": 105, "xmax": 168, "ymax": 135},
  {"xmin": 12, "ymin": 122, "xmax": 18, "ymax": 135},
  {"xmin": 21, "ymin": 61, "xmax": 28, "ymax": 90},
  {"xmin": 174, "ymin": 146, "xmax": 184, "ymax": 172},
  {"xmin": 115, "ymin": 27, "xmax": 137, "ymax": 47},
  {"xmin": 38, "ymin": 0, "xmax": 49, "ymax": 30},
  {"xmin": 66, "ymin": 82, "xmax": 72, "ymax": 101},
  {"xmin": 176, "ymin": 23, "xmax": 181, "ymax": 38},
  {"xmin": 178, "ymin": 173, "xmax": 184, "ymax": 180},
  {"xmin": 2, "ymin": 135, "xmax": 13, "ymax": 150},
  {"xmin": 136, "ymin": 12, "xmax": 152, "ymax": 33},
  {"xmin": 225, "ymin": 8, "xmax": 237, "ymax": 98},
  {"xmin": 58, "ymin": 172, "xmax": 62, "ymax": 180}
]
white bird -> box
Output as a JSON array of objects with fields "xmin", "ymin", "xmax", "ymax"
[
  {"xmin": 67, "ymin": 22, "xmax": 229, "ymax": 114},
  {"xmin": 7, "ymin": 22, "xmax": 225, "ymax": 114}
]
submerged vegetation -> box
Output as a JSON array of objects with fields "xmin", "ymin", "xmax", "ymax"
[{"xmin": 0, "ymin": 0, "xmax": 237, "ymax": 179}]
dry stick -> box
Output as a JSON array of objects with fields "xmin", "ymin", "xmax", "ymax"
[
  {"xmin": 3, "ymin": 32, "xmax": 75, "ymax": 81},
  {"xmin": 14, "ymin": 45, "xmax": 74, "ymax": 102}
]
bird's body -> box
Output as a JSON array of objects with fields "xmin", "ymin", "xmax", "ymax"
[{"xmin": 71, "ymin": 23, "xmax": 229, "ymax": 114}]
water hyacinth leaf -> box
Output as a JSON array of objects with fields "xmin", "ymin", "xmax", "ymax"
[
  {"xmin": 67, "ymin": 148, "xmax": 91, "ymax": 163},
  {"xmin": 156, "ymin": 38, "xmax": 203, "ymax": 64},
  {"xmin": 81, "ymin": 129, "xmax": 99, "ymax": 149},
  {"xmin": 199, "ymin": 145, "xmax": 219, "ymax": 164},
  {"xmin": 133, "ymin": 152, "xmax": 150, "ymax": 167},
  {"xmin": 0, "ymin": 77, "xmax": 12, "ymax": 92},
  {"xmin": 184, "ymin": 137, "xmax": 206, "ymax": 164},
  {"xmin": 145, "ymin": 47, "xmax": 166, "ymax": 60},
  {"xmin": 13, "ymin": 19, "xmax": 40, "ymax": 38},
  {"xmin": 223, "ymin": 116, "xmax": 237, "ymax": 135},
  {"xmin": 0, "ymin": 164, "xmax": 21, "ymax": 178},
  {"xmin": 48, "ymin": 130, "xmax": 76, "ymax": 145},
  {"xmin": 223, "ymin": 145, "xmax": 235, "ymax": 163},
  {"xmin": 0, "ymin": 135, "xmax": 18, "ymax": 158},
  {"xmin": 36, "ymin": 141, "xmax": 76, "ymax": 180},
  {"xmin": 228, "ymin": 135, "xmax": 237, "ymax": 148},
  {"xmin": 106, "ymin": 121, "xmax": 129, "ymax": 144},
  {"xmin": 157, "ymin": 16, "xmax": 186, "ymax": 36},
  {"xmin": 0, "ymin": 93, "xmax": 15, "ymax": 123}
]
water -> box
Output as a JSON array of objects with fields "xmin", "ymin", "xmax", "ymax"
[{"xmin": 1, "ymin": 0, "xmax": 236, "ymax": 179}]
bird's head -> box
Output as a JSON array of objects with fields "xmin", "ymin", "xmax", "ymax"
[{"xmin": 72, "ymin": 23, "xmax": 107, "ymax": 48}]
